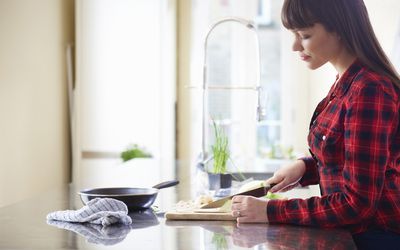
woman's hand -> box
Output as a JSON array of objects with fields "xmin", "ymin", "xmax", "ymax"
[
  {"xmin": 231, "ymin": 196, "xmax": 269, "ymax": 223},
  {"xmin": 265, "ymin": 160, "xmax": 306, "ymax": 193}
]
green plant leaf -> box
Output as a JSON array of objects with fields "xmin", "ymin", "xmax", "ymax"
[
  {"xmin": 211, "ymin": 119, "xmax": 229, "ymax": 174},
  {"xmin": 120, "ymin": 144, "xmax": 152, "ymax": 162}
]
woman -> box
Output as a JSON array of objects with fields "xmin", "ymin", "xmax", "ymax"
[{"xmin": 231, "ymin": 0, "xmax": 400, "ymax": 249}]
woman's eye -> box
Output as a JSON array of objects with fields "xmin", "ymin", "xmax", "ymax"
[{"xmin": 300, "ymin": 34, "xmax": 310, "ymax": 39}]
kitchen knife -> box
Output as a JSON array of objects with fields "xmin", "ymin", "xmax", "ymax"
[{"xmin": 200, "ymin": 183, "xmax": 275, "ymax": 209}]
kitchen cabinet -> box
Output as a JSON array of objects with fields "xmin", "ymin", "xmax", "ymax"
[{"xmin": 72, "ymin": 0, "xmax": 176, "ymax": 189}]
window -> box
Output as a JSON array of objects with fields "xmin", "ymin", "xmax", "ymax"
[{"xmin": 190, "ymin": 0, "xmax": 296, "ymax": 172}]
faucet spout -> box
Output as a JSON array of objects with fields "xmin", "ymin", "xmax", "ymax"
[{"xmin": 200, "ymin": 17, "xmax": 264, "ymax": 163}]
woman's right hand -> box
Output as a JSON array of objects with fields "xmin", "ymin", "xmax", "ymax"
[{"xmin": 265, "ymin": 160, "xmax": 306, "ymax": 193}]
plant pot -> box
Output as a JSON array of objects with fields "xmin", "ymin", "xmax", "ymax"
[{"xmin": 207, "ymin": 173, "xmax": 232, "ymax": 190}]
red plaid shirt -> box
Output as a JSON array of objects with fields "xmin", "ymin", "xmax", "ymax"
[{"xmin": 267, "ymin": 60, "xmax": 400, "ymax": 234}]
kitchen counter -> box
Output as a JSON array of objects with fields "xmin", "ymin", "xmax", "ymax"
[{"xmin": 0, "ymin": 184, "xmax": 356, "ymax": 249}]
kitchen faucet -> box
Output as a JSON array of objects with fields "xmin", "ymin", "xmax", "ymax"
[{"xmin": 197, "ymin": 17, "xmax": 265, "ymax": 170}]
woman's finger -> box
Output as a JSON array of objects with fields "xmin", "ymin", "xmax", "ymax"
[
  {"xmin": 265, "ymin": 175, "xmax": 283, "ymax": 186},
  {"xmin": 269, "ymin": 179, "xmax": 290, "ymax": 192},
  {"xmin": 231, "ymin": 203, "xmax": 240, "ymax": 211},
  {"xmin": 232, "ymin": 195, "xmax": 246, "ymax": 203},
  {"xmin": 231, "ymin": 210, "xmax": 242, "ymax": 218}
]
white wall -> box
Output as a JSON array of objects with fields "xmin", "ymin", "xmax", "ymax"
[
  {"xmin": 73, "ymin": 0, "xmax": 176, "ymax": 191},
  {"xmin": 365, "ymin": 0, "xmax": 400, "ymax": 54},
  {"xmin": 0, "ymin": 0, "xmax": 74, "ymax": 207},
  {"xmin": 393, "ymin": 19, "xmax": 400, "ymax": 70},
  {"xmin": 177, "ymin": 0, "xmax": 194, "ymax": 199},
  {"xmin": 280, "ymin": 30, "xmax": 311, "ymax": 155}
]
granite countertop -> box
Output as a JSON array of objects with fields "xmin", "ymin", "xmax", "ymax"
[{"xmin": 0, "ymin": 184, "xmax": 356, "ymax": 249}]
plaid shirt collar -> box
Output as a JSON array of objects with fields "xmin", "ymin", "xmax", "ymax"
[{"xmin": 332, "ymin": 59, "xmax": 364, "ymax": 98}]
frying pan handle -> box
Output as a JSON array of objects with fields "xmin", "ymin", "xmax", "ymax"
[{"xmin": 152, "ymin": 180, "xmax": 179, "ymax": 189}]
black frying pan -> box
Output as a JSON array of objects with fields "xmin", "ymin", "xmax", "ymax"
[{"xmin": 78, "ymin": 180, "xmax": 179, "ymax": 211}]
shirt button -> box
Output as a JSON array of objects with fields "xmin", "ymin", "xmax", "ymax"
[{"xmin": 322, "ymin": 135, "xmax": 326, "ymax": 141}]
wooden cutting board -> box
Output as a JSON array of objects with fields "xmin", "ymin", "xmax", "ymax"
[{"xmin": 165, "ymin": 211, "xmax": 235, "ymax": 221}]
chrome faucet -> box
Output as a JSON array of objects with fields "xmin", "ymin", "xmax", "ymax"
[{"xmin": 198, "ymin": 16, "xmax": 265, "ymax": 168}]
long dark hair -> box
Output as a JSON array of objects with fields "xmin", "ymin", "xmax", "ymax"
[{"xmin": 281, "ymin": 0, "xmax": 400, "ymax": 88}]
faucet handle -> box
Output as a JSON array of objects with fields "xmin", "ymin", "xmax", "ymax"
[
  {"xmin": 256, "ymin": 87, "xmax": 267, "ymax": 121},
  {"xmin": 257, "ymin": 106, "xmax": 267, "ymax": 122}
]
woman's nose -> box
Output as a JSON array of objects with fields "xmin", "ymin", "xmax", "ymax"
[{"xmin": 292, "ymin": 38, "xmax": 303, "ymax": 52}]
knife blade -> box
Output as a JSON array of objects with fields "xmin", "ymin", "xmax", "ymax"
[{"xmin": 200, "ymin": 183, "xmax": 275, "ymax": 209}]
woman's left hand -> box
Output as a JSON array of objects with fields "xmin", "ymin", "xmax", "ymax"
[{"xmin": 231, "ymin": 196, "xmax": 269, "ymax": 223}]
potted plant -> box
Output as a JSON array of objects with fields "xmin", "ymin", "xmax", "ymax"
[
  {"xmin": 83, "ymin": 144, "xmax": 155, "ymax": 189},
  {"xmin": 207, "ymin": 119, "xmax": 232, "ymax": 190},
  {"xmin": 115, "ymin": 144, "xmax": 159, "ymax": 187},
  {"xmin": 120, "ymin": 144, "xmax": 152, "ymax": 162}
]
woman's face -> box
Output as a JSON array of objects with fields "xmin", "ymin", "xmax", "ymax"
[{"xmin": 291, "ymin": 23, "xmax": 343, "ymax": 70}]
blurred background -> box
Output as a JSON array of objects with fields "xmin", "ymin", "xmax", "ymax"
[{"xmin": 0, "ymin": 0, "xmax": 399, "ymax": 207}]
